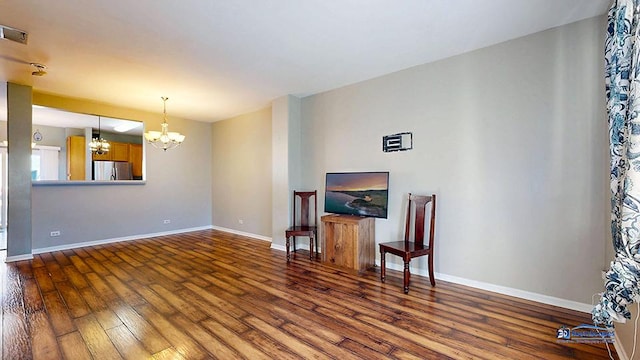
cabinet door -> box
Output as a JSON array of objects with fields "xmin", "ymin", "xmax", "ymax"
[
  {"xmin": 323, "ymin": 221, "xmax": 356, "ymax": 268},
  {"xmin": 128, "ymin": 144, "xmax": 143, "ymax": 179},
  {"xmin": 66, "ymin": 136, "xmax": 85, "ymax": 180},
  {"xmin": 323, "ymin": 221, "xmax": 337, "ymax": 263},
  {"xmin": 111, "ymin": 142, "xmax": 129, "ymax": 162},
  {"xmin": 335, "ymin": 223, "xmax": 357, "ymax": 269},
  {"xmin": 357, "ymin": 219, "xmax": 376, "ymax": 271},
  {"xmin": 92, "ymin": 150, "xmax": 111, "ymax": 161},
  {"xmin": 322, "ymin": 215, "xmax": 375, "ymax": 272}
]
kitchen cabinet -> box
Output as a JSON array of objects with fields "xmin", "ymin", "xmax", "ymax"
[
  {"xmin": 66, "ymin": 136, "xmax": 86, "ymax": 180},
  {"xmin": 92, "ymin": 150, "xmax": 111, "ymax": 161},
  {"xmin": 321, "ymin": 214, "xmax": 375, "ymax": 272},
  {"xmin": 111, "ymin": 142, "xmax": 130, "ymax": 162},
  {"xmin": 91, "ymin": 141, "xmax": 131, "ymax": 162},
  {"xmin": 129, "ymin": 144, "xmax": 143, "ymax": 179},
  {"xmin": 71, "ymin": 138, "xmax": 143, "ymax": 180}
]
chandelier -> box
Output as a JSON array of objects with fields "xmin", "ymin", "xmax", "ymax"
[
  {"xmin": 144, "ymin": 97, "xmax": 185, "ymax": 151},
  {"xmin": 89, "ymin": 116, "xmax": 110, "ymax": 154}
]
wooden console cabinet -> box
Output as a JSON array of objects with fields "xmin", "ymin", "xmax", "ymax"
[{"xmin": 321, "ymin": 214, "xmax": 375, "ymax": 272}]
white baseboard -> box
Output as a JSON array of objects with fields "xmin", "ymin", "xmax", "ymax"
[
  {"xmin": 5, "ymin": 253, "xmax": 34, "ymax": 262},
  {"xmin": 271, "ymin": 243, "xmax": 286, "ymax": 251},
  {"xmin": 270, "ymin": 242, "xmax": 321, "ymax": 252},
  {"xmin": 32, "ymin": 226, "xmax": 213, "ymax": 255},
  {"xmin": 210, "ymin": 225, "xmax": 272, "ymax": 242},
  {"xmin": 381, "ymin": 262, "xmax": 593, "ymax": 313},
  {"xmin": 436, "ymin": 272, "xmax": 593, "ymax": 313}
]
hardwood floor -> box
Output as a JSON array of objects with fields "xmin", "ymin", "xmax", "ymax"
[{"xmin": 1, "ymin": 229, "xmax": 616, "ymax": 359}]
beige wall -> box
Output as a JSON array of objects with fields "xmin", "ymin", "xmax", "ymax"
[
  {"xmin": 30, "ymin": 92, "xmax": 212, "ymax": 249},
  {"xmin": 300, "ymin": 16, "xmax": 608, "ymax": 305},
  {"xmin": 615, "ymin": 304, "xmax": 639, "ymax": 359},
  {"xmin": 211, "ymin": 106, "xmax": 272, "ymax": 238}
]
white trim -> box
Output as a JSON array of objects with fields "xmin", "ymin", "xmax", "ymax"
[
  {"xmin": 32, "ymin": 226, "xmax": 213, "ymax": 254},
  {"xmin": 435, "ymin": 272, "xmax": 593, "ymax": 313},
  {"xmin": 614, "ymin": 330, "xmax": 629, "ymax": 360},
  {"xmin": 382, "ymin": 262, "xmax": 593, "ymax": 313},
  {"xmin": 271, "ymin": 243, "xmax": 286, "ymax": 251},
  {"xmin": 5, "ymin": 253, "xmax": 34, "ymax": 262},
  {"xmin": 32, "ymin": 180, "xmax": 146, "ymax": 186},
  {"xmin": 270, "ymin": 241, "xmax": 322, "ymax": 253},
  {"xmin": 210, "ymin": 225, "xmax": 272, "ymax": 242},
  {"xmin": 270, "ymin": 243, "xmax": 318, "ymax": 251}
]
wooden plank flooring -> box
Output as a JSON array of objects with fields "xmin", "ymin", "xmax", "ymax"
[{"xmin": 1, "ymin": 230, "xmax": 616, "ymax": 359}]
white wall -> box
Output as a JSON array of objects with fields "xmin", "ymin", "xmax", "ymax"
[
  {"xmin": 300, "ymin": 16, "xmax": 608, "ymax": 304},
  {"xmin": 30, "ymin": 94, "xmax": 212, "ymax": 250},
  {"xmin": 211, "ymin": 107, "xmax": 272, "ymax": 238}
]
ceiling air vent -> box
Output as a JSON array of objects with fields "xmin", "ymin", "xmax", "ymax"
[
  {"xmin": 0, "ymin": 25, "xmax": 28, "ymax": 45},
  {"xmin": 383, "ymin": 132, "xmax": 413, "ymax": 152}
]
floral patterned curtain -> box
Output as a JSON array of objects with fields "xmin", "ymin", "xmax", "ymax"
[{"xmin": 593, "ymin": 0, "xmax": 640, "ymax": 327}]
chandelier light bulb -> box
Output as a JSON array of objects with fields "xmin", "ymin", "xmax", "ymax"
[
  {"xmin": 144, "ymin": 97, "xmax": 185, "ymax": 151},
  {"xmin": 90, "ymin": 116, "xmax": 110, "ymax": 154}
]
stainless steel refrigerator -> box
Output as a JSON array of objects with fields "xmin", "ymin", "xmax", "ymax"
[{"xmin": 93, "ymin": 161, "xmax": 133, "ymax": 180}]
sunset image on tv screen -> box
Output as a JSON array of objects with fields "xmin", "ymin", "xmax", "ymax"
[{"xmin": 325, "ymin": 172, "xmax": 389, "ymax": 218}]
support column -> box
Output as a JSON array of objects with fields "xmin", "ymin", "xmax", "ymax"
[
  {"xmin": 6, "ymin": 82, "xmax": 33, "ymax": 261},
  {"xmin": 271, "ymin": 95, "xmax": 301, "ymax": 249}
]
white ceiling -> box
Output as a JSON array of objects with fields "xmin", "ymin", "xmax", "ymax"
[
  {"xmin": 0, "ymin": 0, "xmax": 610, "ymax": 123},
  {"xmin": 31, "ymin": 106, "xmax": 143, "ymax": 136}
]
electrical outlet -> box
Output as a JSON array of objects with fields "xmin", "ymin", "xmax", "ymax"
[
  {"xmin": 50, "ymin": 231, "xmax": 61, "ymax": 237},
  {"xmin": 238, "ymin": 219, "xmax": 244, "ymax": 224},
  {"xmin": 163, "ymin": 219, "xmax": 171, "ymax": 224}
]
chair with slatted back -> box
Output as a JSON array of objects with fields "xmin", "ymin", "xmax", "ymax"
[
  {"xmin": 379, "ymin": 193, "xmax": 436, "ymax": 293},
  {"xmin": 285, "ymin": 190, "xmax": 318, "ymax": 262}
]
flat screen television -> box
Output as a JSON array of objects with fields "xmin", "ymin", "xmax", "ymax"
[{"xmin": 324, "ymin": 171, "xmax": 389, "ymax": 218}]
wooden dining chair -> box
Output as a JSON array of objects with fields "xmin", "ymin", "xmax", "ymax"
[
  {"xmin": 285, "ymin": 190, "xmax": 318, "ymax": 262},
  {"xmin": 379, "ymin": 193, "xmax": 436, "ymax": 293}
]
